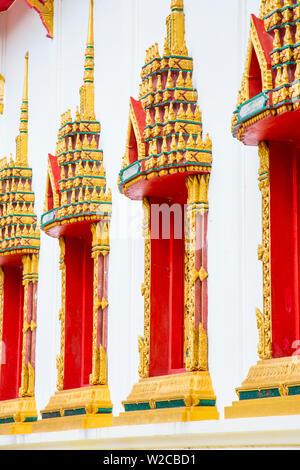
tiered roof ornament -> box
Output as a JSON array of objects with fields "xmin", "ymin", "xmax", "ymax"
[
  {"xmin": 42, "ymin": 0, "xmax": 111, "ymax": 233},
  {"xmin": 0, "ymin": 53, "xmax": 40, "ymax": 256},
  {"xmin": 119, "ymin": 0, "xmax": 212, "ymax": 195},
  {"xmin": 233, "ymin": 0, "xmax": 300, "ymax": 144}
]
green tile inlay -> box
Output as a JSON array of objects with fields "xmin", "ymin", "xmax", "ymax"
[
  {"xmin": 125, "ymin": 398, "xmax": 216, "ymax": 412},
  {"xmin": 239, "ymin": 388, "xmax": 280, "ymax": 400},
  {"xmin": 42, "ymin": 411, "xmax": 61, "ymax": 420},
  {"xmin": 288, "ymin": 386, "xmax": 300, "ymax": 396},
  {"xmin": 97, "ymin": 408, "xmax": 112, "ymax": 414},
  {"xmin": 64, "ymin": 408, "xmax": 86, "ymax": 417},
  {"xmin": 198, "ymin": 399, "xmax": 216, "ymax": 407},
  {"xmin": 156, "ymin": 399, "xmax": 186, "ymax": 409},
  {"xmin": 124, "ymin": 402, "xmax": 151, "ymax": 412},
  {"xmin": 0, "ymin": 417, "xmax": 14, "ymax": 424}
]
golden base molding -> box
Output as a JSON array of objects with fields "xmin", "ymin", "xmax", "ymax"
[
  {"xmin": 225, "ymin": 356, "xmax": 300, "ymax": 419},
  {"xmin": 225, "ymin": 395, "xmax": 300, "ymax": 419},
  {"xmin": 40, "ymin": 385, "xmax": 113, "ymax": 426},
  {"xmin": 0, "ymin": 397, "xmax": 37, "ymax": 424},
  {"xmin": 120, "ymin": 371, "xmax": 218, "ymax": 424},
  {"xmin": 9, "ymin": 422, "xmax": 34, "ymax": 435},
  {"xmin": 0, "ymin": 397, "xmax": 37, "ymax": 435},
  {"xmin": 116, "ymin": 406, "xmax": 218, "ymax": 426},
  {"xmin": 0, "ymin": 424, "xmax": 12, "ymax": 436},
  {"xmin": 0, "ymin": 422, "xmax": 34, "ymax": 435},
  {"xmin": 32, "ymin": 414, "xmax": 113, "ymax": 433}
]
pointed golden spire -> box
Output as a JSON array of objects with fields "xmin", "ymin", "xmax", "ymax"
[
  {"xmin": 80, "ymin": 0, "xmax": 96, "ymax": 121},
  {"xmin": 16, "ymin": 52, "xmax": 29, "ymax": 167},
  {"xmin": 166, "ymin": 0, "xmax": 186, "ymax": 54},
  {"xmin": 87, "ymin": 0, "xmax": 94, "ymax": 47}
]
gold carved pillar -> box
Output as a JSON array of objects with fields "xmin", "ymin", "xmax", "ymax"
[
  {"xmin": 56, "ymin": 237, "xmax": 66, "ymax": 391},
  {"xmin": 138, "ymin": 197, "xmax": 151, "ymax": 379},
  {"xmin": 19, "ymin": 255, "xmax": 39, "ymax": 398},
  {"xmin": 185, "ymin": 175, "xmax": 209, "ymax": 372},
  {"xmin": 90, "ymin": 221, "xmax": 110, "ymax": 386},
  {"xmin": 256, "ymin": 141, "xmax": 272, "ymax": 360}
]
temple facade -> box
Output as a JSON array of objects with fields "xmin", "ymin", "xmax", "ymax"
[{"xmin": 0, "ymin": 0, "xmax": 299, "ymax": 449}]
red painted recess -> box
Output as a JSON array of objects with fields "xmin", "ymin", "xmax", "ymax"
[
  {"xmin": 240, "ymin": 109, "xmax": 300, "ymax": 147},
  {"xmin": 63, "ymin": 232, "xmax": 94, "ymax": 390},
  {"xmin": 0, "ymin": 266, "xmax": 24, "ymax": 401},
  {"xmin": 251, "ymin": 15, "xmax": 273, "ymax": 67},
  {"xmin": 240, "ymin": 121, "xmax": 300, "ymax": 358},
  {"xmin": 45, "ymin": 218, "xmax": 104, "ymax": 239},
  {"xmin": 247, "ymin": 14, "xmax": 273, "ymax": 102},
  {"xmin": 123, "ymin": 170, "xmax": 207, "ymax": 201},
  {"xmin": 269, "ymin": 142, "xmax": 300, "ymax": 358},
  {"xmin": 249, "ymin": 43, "xmax": 263, "ymax": 100},
  {"xmin": 127, "ymin": 99, "xmax": 146, "ymax": 165},
  {"xmin": 49, "ymin": 154, "xmax": 60, "ymax": 193},
  {"xmin": 240, "ymin": 113, "xmax": 300, "ymax": 358},
  {"xmin": 0, "ymin": 253, "xmax": 28, "ymax": 267},
  {"xmin": 130, "ymin": 98, "xmax": 146, "ymax": 144},
  {"xmin": 0, "ymin": 0, "xmax": 15, "ymax": 11},
  {"xmin": 149, "ymin": 197, "xmax": 185, "ymax": 377}
]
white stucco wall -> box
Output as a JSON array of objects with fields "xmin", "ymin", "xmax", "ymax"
[{"xmin": 0, "ymin": 0, "xmax": 277, "ymax": 448}]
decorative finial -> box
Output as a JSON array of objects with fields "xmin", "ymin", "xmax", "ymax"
[
  {"xmin": 16, "ymin": 52, "xmax": 29, "ymax": 167},
  {"xmin": 22, "ymin": 52, "xmax": 29, "ymax": 128},
  {"xmin": 171, "ymin": 0, "xmax": 184, "ymax": 11},
  {"xmin": 87, "ymin": 0, "xmax": 94, "ymax": 49},
  {"xmin": 166, "ymin": 0, "xmax": 185, "ymax": 54},
  {"xmin": 80, "ymin": 0, "xmax": 95, "ymax": 120}
]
